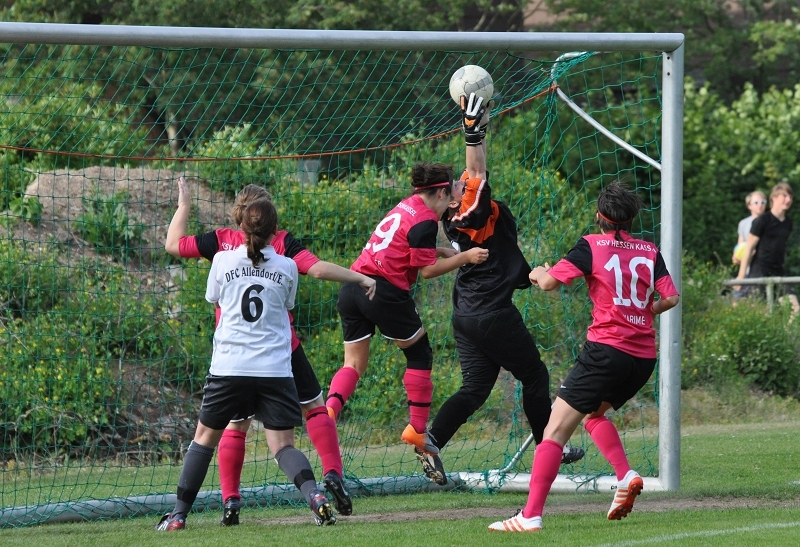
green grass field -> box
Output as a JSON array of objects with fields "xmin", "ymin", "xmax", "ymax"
[{"xmin": 2, "ymin": 420, "xmax": 799, "ymax": 547}]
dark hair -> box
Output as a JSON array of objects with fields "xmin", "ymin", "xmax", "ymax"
[
  {"xmin": 240, "ymin": 198, "xmax": 278, "ymax": 267},
  {"xmin": 596, "ymin": 181, "xmax": 644, "ymax": 241},
  {"xmin": 410, "ymin": 162, "xmax": 454, "ymax": 197},
  {"xmin": 232, "ymin": 184, "xmax": 272, "ymax": 225}
]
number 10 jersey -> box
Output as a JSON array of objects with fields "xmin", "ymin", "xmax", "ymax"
[
  {"xmin": 205, "ymin": 245, "xmax": 298, "ymax": 377},
  {"xmin": 548, "ymin": 232, "xmax": 679, "ymax": 358}
]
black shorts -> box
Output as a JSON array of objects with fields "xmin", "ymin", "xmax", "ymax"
[
  {"xmin": 337, "ymin": 276, "xmax": 423, "ymax": 342},
  {"xmin": 199, "ymin": 375, "xmax": 303, "ymax": 431},
  {"xmin": 558, "ymin": 341, "xmax": 656, "ymax": 415},
  {"xmin": 229, "ymin": 345, "xmax": 322, "ymax": 422}
]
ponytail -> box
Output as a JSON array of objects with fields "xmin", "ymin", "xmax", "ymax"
[{"xmin": 240, "ymin": 198, "xmax": 278, "ymax": 267}]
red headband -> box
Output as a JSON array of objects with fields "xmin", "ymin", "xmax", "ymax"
[
  {"xmin": 423, "ymin": 181, "xmax": 452, "ymax": 188},
  {"xmin": 597, "ymin": 210, "xmax": 633, "ymax": 225}
]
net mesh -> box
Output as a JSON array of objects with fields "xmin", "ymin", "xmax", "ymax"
[{"xmin": 0, "ymin": 42, "xmax": 663, "ymax": 526}]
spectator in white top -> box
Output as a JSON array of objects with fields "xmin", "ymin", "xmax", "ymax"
[{"xmin": 733, "ymin": 190, "xmax": 766, "ymax": 265}]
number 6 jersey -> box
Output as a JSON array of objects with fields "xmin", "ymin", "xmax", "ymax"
[
  {"xmin": 548, "ymin": 232, "xmax": 679, "ymax": 358},
  {"xmin": 205, "ymin": 245, "xmax": 298, "ymax": 377}
]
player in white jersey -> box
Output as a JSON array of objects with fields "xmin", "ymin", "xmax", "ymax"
[{"xmin": 156, "ymin": 198, "xmax": 336, "ymax": 531}]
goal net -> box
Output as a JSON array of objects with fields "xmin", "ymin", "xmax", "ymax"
[{"xmin": 0, "ymin": 25, "xmax": 683, "ymax": 526}]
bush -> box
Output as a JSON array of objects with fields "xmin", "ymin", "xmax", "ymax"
[
  {"xmin": 60, "ymin": 260, "xmax": 207, "ymax": 393},
  {"xmin": 0, "ymin": 151, "xmax": 35, "ymax": 210},
  {"xmin": 168, "ymin": 258, "xmax": 216, "ymax": 387},
  {"xmin": 73, "ymin": 190, "xmax": 145, "ymax": 261},
  {"xmin": 0, "ymin": 312, "xmax": 113, "ymax": 451},
  {"xmin": 0, "ymin": 239, "xmax": 70, "ymax": 318},
  {"xmin": 8, "ymin": 195, "xmax": 43, "ymax": 224},
  {"xmin": 683, "ymin": 297, "xmax": 800, "ymax": 397}
]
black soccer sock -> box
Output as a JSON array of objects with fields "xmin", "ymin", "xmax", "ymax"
[
  {"xmin": 173, "ymin": 441, "xmax": 215, "ymax": 517},
  {"xmin": 275, "ymin": 446, "xmax": 318, "ymax": 503}
]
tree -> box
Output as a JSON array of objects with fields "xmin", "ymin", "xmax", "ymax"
[{"xmin": 541, "ymin": 0, "xmax": 800, "ymax": 100}]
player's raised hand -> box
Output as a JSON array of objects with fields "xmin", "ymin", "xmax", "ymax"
[
  {"xmin": 465, "ymin": 246, "xmax": 489, "ymax": 264},
  {"xmin": 460, "ymin": 93, "xmax": 489, "ymax": 146},
  {"xmin": 176, "ymin": 176, "xmax": 191, "ymax": 209}
]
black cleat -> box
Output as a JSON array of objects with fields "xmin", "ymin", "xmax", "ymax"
[
  {"xmin": 415, "ymin": 447, "xmax": 447, "ymax": 486},
  {"xmin": 220, "ymin": 497, "xmax": 241, "ymax": 526},
  {"xmin": 309, "ymin": 489, "xmax": 337, "ymax": 526},
  {"xmin": 155, "ymin": 512, "xmax": 186, "ymax": 531},
  {"xmin": 561, "ymin": 445, "xmax": 585, "ymax": 465},
  {"xmin": 323, "ymin": 471, "xmax": 353, "ymax": 516}
]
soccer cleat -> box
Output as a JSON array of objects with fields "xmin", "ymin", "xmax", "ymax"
[
  {"xmin": 488, "ymin": 510, "xmax": 543, "ymax": 532},
  {"xmin": 220, "ymin": 497, "xmax": 241, "ymax": 526},
  {"xmin": 414, "ymin": 447, "xmax": 447, "ymax": 486},
  {"xmin": 155, "ymin": 512, "xmax": 186, "ymax": 531},
  {"xmin": 607, "ymin": 469, "xmax": 644, "ymax": 520},
  {"xmin": 561, "ymin": 445, "xmax": 585, "ymax": 465},
  {"xmin": 401, "ymin": 424, "xmax": 439, "ymax": 456},
  {"xmin": 309, "ymin": 489, "xmax": 337, "ymax": 526},
  {"xmin": 323, "ymin": 470, "xmax": 353, "ymax": 516}
]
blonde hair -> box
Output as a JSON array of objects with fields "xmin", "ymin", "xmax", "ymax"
[
  {"xmin": 231, "ymin": 185, "xmax": 272, "ymax": 226},
  {"xmin": 769, "ymin": 182, "xmax": 794, "ymax": 205},
  {"xmin": 745, "ymin": 190, "xmax": 766, "ymax": 205}
]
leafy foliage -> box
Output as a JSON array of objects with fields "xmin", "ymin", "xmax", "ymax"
[
  {"xmin": 0, "ymin": 312, "xmax": 113, "ymax": 450},
  {"xmin": 682, "ymin": 81, "xmax": 800, "ymax": 270},
  {"xmin": 543, "ymin": 0, "xmax": 800, "ymax": 100},
  {"xmin": 0, "ymin": 239, "xmax": 69, "ymax": 318},
  {"xmin": 72, "ymin": 190, "xmax": 145, "ymax": 260},
  {"xmin": 8, "ymin": 195, "xmax": 43, "ymax": 224},
  {"xmin": 0, "ymin": 152, "xmax": 36, "ymax": 211},
  {"xmin": 682, "ymin": 258, "xmax": 800, "ymax": 397}
]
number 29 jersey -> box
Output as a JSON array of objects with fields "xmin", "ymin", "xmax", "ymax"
[
  {"xmin": 205, "ymin": 245, "xmax": 298, "ymax": 377},
  {"xmin": 548, "ymin": 232, "xmax": 679, "ymax": 358},
  {"xmin": 350, "ymin": 194, "xmax": 439, "ymax": 292}
]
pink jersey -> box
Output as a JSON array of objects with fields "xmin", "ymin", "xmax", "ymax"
[
  {"xmin": 178, "ymin": 228, "xmax": 320, "ymax": 351},
  {"xmin": 351, "ymin": 194, "xmax": 439, "ymax": 291},
  {"xmin": 548, "ymin": 232, "xmax": 679, "ymax": 358}
]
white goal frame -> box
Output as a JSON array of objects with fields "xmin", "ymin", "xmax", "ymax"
[{"xmin": 0, "ymin": 23, "xmax": 684, "ymax": 525}]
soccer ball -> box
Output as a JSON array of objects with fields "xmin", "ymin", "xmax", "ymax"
[{"xmin": 448, "ymin": 65, "xmax": 494, "ymax": 105}]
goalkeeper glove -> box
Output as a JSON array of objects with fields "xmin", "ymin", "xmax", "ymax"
[{"xmin": 460, "ymin": 92, "xmax": 490, "ymax": 146}]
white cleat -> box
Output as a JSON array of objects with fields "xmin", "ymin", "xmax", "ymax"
[
  {"xmin": 608, "ymin": 469, "xmax": 644, "ymax": 520},
  {"xmin": 488, "ymin": 510, "xmax": 543, "ymax": 532}
]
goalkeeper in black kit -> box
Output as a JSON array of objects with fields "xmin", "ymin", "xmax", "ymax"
[{"xmin": 415, "ymin": 93, "xmax": 584, "ymax": 484}]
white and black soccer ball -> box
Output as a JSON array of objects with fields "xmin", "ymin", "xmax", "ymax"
[{"xmin": 448, "ymin": 65, "xmax": 494, "ymax": 105}]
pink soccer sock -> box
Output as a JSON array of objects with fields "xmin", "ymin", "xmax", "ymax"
[
  {"xmin": 403, "ymin": 369, "xmax": 433, "ymax": 433},
  {"xmin": 217, "ymin": 429, "xmax": 246, "ymax": 501},
  {"xmin": 585, "ymin": 416, "xmax": 631, "ymax": 480},
  {"xmin": 325, "ymin": 366, "xmax": 360, "ymax": 418},
  {"xmin": 305, "ymin": 406, "xmax": 343, "ymax": 477},
  {"xmin": 523, "ymin": 439, "xmax": 563, "ymax": 519}
]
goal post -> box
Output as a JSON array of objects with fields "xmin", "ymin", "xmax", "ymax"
[{"xmin": 0, "ymin": 23, "xmax": 684, "ymax": 526}]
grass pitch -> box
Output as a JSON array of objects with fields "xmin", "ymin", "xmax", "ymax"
[{"xmin": 1, "ymin": 421, "xmax": 799, "ymax": 546}]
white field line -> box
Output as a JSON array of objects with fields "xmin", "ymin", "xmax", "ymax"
[{"xmin": 588, "ymin": 521, "xmax": 800, "ymax": 547}]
